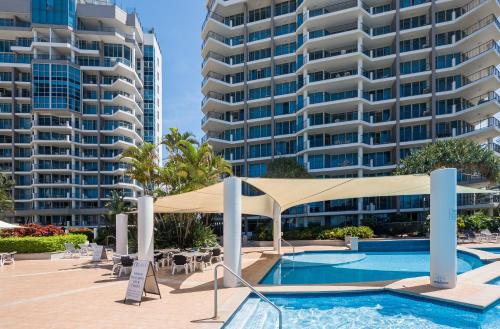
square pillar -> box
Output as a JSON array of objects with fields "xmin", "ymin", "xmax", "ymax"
[
  {"xmin": 430, "ymin": 168, "xmax": 457, "ymax": 288},
  {"xmin": 223, "ymin": 177, "xmax": 242, "ymax": 288}
]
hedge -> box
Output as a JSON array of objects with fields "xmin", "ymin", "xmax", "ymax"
[
  {"xmin": 252, "ymin": 225, "xmax": 374, "ymax": 241},
  {"xmin": 0, "ymin": 234, "xmax": 87, "ymax": 253}
]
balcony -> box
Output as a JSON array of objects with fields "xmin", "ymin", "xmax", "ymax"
[
  {"xmin": 436, "ymin": 15, "xmax": 500, "ymax": 47},
  {"xmin": 308, "ymin": 0, "xmax": 359, "ymax": 19}
]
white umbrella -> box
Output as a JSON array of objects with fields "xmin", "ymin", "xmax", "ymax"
[{"xmin": 0, "ymin": 220, "xmax": 22, "ymax": 229}]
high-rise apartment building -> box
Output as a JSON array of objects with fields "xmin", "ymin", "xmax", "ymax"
[
  {"xmin": 202, "ymin": 0, "xmax": 500, "ymax": 229},
  {"xmin": 0, "ymin": 0, "xmax": 162, "ymax": 226}
]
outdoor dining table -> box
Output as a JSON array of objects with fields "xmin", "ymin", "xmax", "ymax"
[{"xmin": 180, "ymin": 251, "xmax": 210, "ymax": 271}]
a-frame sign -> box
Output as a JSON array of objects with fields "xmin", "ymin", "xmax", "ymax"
[{"xmin": 124, "ymin": 260, "xmax": 161, "ymax": 305}]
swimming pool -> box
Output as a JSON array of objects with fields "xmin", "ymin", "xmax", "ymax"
[
  {"xmin": 260, "ymin": 251, "xmax": 483, "ymax": 285},
  {"xmin": 223, "ymin": 292, "xmax": 500, "ymax": 329},
  {"xmin": 488, "ymin": 277, "xmax": 500, "ymax": 285},
  {"xmin": 477, "ymin": 248, "xmax": 500, "ymax": 254}
]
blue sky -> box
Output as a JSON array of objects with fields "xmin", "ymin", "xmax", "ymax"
[{"xmin": 120, "ymin": 0, "xmax": 206, "ymax": 139}]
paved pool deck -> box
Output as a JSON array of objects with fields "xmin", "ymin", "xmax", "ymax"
[{"xmin": 0, "ymin": 244, "xmax": 499, "ymax": 329}]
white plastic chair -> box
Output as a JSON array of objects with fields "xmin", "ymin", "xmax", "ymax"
[{"xmin": 64, "ymin": 243, "xmax": 80, "ymax": 258}]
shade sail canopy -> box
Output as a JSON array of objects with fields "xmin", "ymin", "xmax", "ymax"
[
  {"xmin": 0, "ymin": 220, "xmax": 22, "ymax": 229},
  {"xmin": 153, "ymin": 175, "xmax": 495, "ymax": 217}
]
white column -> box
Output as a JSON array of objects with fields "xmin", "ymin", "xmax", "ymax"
[
  {"xmin": 430, "ymin": 168, "xmax": 457, "ymax": 289},
  {"xmin": 116, "ymin": 213, "xmax": 128, "ymax": 255},
  {"xmin": 137, "ymin": 196, "xmax": 154, "ymax": 261},
  {"xmin": 223, "ymin": 176, "xmax": 242, "ymax": 288},
  {"xmin": 272, "ymin": 201, "xmax": 282, "ymax": 254}
]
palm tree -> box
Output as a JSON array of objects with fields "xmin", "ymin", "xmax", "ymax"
[
  {"xmin": 121, "ymin": 143, "xmax": 160, "ymax": 196},
  {"xmin": 104, "ymin": 190, "xmax": 131, "ymax": 216},
  {"xmin": 162, "ymin": 127, "xmax": 198, "ymax": 156},
  {"xmin": 0, "ymin": 173, "xmax": 13, "ymax": 216}
]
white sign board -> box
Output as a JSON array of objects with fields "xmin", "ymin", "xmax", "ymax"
[
  {"xmin": 124, "ymin": 260, "xmax": 161, "ymax": 305},
  {"xmin": 91, "ymin": 245, "xmax": 107, "ymax": 262}
]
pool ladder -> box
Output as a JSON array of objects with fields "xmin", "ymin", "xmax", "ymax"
[
  {"xmin": 213, "ymin": 263, "xmax": 283, "ymax": 329},
  {"xmin": 281, "ymin": 238, "xmax": 296, "ymax": 259}
]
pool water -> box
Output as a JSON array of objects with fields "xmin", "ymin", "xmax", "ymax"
[
  {"xmin": 260, "ymin": 251, "xmax": 483, "ymax": 285},
  {"xmin": 488, "ymin": 277, "xmax": 500, "ymax": 285},
  {"xmin": 478, "ymin": 248, "xmax": 500, "ymax": 254},
  {"xmin": 223, "ymin": 292, "xmax": 500, "ymax": 329}
]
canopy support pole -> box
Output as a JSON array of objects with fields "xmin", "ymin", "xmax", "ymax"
[
  {"xmin": 138, "ymin": 196, "xmax": 154, "ymax": 261},
  {"xmin": 430, "ymin": 168, "xmax": 457, "ymax": 289},
  {"xmin": 116, "ymin": 213, "xmax": 128, "ymax": 255},
  {"xmin": 223, "ymin": 177, "xmax": 242, "ymax": 288},
  {"xmin": 272, "ymin": 201, "xmax": 282, "ymax": 254}
]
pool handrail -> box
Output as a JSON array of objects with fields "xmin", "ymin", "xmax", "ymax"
[
  {"xmin": 281, "ymin": 238, "xmax": 296, "ymax": 259},
  {"xmin": 213, "ymin": 263, "xmax": 283, "ymax": 329}
]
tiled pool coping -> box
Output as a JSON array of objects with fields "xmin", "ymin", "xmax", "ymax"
[{"xmin": 198, "ymin": 244, "xmax": 500, "ymax": 329}]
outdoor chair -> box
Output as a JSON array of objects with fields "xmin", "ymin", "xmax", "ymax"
[
  {"xmin": 480, "ymin": 229, "xmax": 499, "ymax": 243},
  {"xmin": 154, "ymin": 253, "xmax": 163, "ymax": 272},
  {"xmin": 171, "ymin": 254, "xmax": 190, "ymax": 275},
  {"xmin": 2, "ymin": 252, "xmax": 16, "ymax": 265},
  {"xmin": 196, "ymin": 253, "xmax": 213, "ymax": 271},
  {"xmin": 210, "ymin": 248, "xmax": 222, "ymax": 264},
  {"xmin": 64, "ymin": 243, "xmax": 80, "ymax": 258},
  {"xmin": 118, "ymin": 256, "xmax": 134, "ymax": 277},
  {"xmin": 78, "ymin": 243, "xmax": 90, "ymax": 256},
  {"xmin": 88, "ymin": 243, "xmax": 98, "ymax": 254},
  {"xmin": 457, "ymin": 232, "xmax": 472, "ymax": 244},
  {"xmin": 111, "ymin": 256, "xmax": 122, "ymax": 275}
]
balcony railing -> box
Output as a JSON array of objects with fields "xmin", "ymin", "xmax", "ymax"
[
  {"xmin": 463, "ymin": 66, "xmax": 500, "ymax": 85},
  {"xmin": 309, "ymin": 0, "xmax": 359, "ymax": 18}
]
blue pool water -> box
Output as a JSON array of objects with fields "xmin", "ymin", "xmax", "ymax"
[
  {"xmin": 488, "ymin": 277, "xmax": 500, "ymax": 285},
  {"xmin": 260, "ymin": 251, "xmax": 483, "ymax": 285},
  {"xmin": 478, "ymin": 248, "xmax": 500, "ymax": 254},
  {"xmin": 223, "ymin": 292, "xmax": 500, "ymax": 329}
]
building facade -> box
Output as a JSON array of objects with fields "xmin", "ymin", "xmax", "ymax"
[
  {"xmin": 201, "ymin": 0, "xmax": 500, "ymax": 229},
  {"xmin": 0, "ymin": 0, "xmax": 162, "ymax": 226}
]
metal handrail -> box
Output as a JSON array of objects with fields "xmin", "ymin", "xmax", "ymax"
[
  {"xmin": 213, "ymin": 264, "xmax": 282, "ymax": 329},
  {"xmin": 281, "ymin": 238, "xmax": 295, "ymax": 260}
]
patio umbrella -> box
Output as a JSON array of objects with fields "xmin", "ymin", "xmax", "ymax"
[{"xmin": 0, "ymin": 220, "xmax": 22, "ymax": 229}]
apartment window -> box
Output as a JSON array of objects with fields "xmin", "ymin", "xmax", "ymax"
[
  {"xmin": 275, "ymin": 62, "xmax": 296, "ymax": 76},
  {"xmin": 400, "ymin": 0, "xmax": 427, "ymax": 9},
  {"xmin": 275, "ymin": 101, "xmax": 296, "ymax": 115},
  {"xmin": 400, "ymin": 103, "xmax": 428, "ymax": 119},
  {"xmin": 400, "ymin": 59, "xmax": 427, "ymax": 74},
  {"xmin": 400, "ymin": 125, "xmax": 428, "ymax": 142},
  {"xmin": 248, "ymin": 67, "xmax": 271, "ymax": 80},
  {"xmin": 248, "ymin": 163, "xmax": 267, "ymax": 177},
  {"xmin": 248, "ymin": 6, "xmax": 271, "ymax": 23},
  {"xmin": 275, "ymin": 23, "xmax": 296, "ymax": 36},
  {"xmin": 32, "ymin": 0, "xmax": 76, "ymax": 27},
  {"xmin": 275, "ymin": 1, "xmax": 296, "ymax": 16},
  {"xmin": 275, "ymin": 140, "xmax": 296, "ymax": 155},
  {"xmin": 275, "ymin": 81, "xmax": 296, "ymax": 95},
  {"xmin": 436, "ymin": 53, "xmax": 461, "ymax": 69},
  {"xmin": 436, "ymin": 9, "xmax": 462, "ymax": 23},
  {"xmin": 275, "ymin": 42, "xmax": 296, "ymax": 56},
  {"xmin": 249, "ymin": 86, "xmax": 271, "ymax": 100},
  {"xmin": 248, "ymin": 29, "xmax": 271, "ymax": 42},
  {"xmin": 248, "ymin": 124, "xmax": 271, "ymax": 139},
  {"xmin": 436, "ymin": 76, "xmax": 461, "ymax": 92},
  {"xmin": 248, "ymin": 143, "xmax": 271, "ymax": 158},
  {"xmin": 400, "ymin": 81, "xmax": 428, "ymax": 97},
  {"xmin": 400, "ymin": 15, "xmax": 427, "ymax": 30},
  {"xmin": 249, "ymin": 105, "xmax": 271, "ymax": 119},
  {"xmin": 437, "ymin": 98, "xmax": 462, "ymax": 115},
  {"xmin": 248, "ymin": 48, "xmax": 271, "ymax": 61},
  {"xmin": 224, "ymin": 13, "xmax": 244, "ymax": 27},
  {"xmin": 275, "ymin": 120, "xmax": 296, "ymax": 135},
  {"xmin": 400, "ymin": 37, "xmax": 427, "ymax": 52}
]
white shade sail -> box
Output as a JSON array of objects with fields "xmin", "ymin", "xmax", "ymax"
[
  {"xmin": 153, "ymin": 175, "xmax": 495, "ymax": 218},
  {"xmin": 0, "ymin": 220, "xmax": 22, "ymax": 229}
]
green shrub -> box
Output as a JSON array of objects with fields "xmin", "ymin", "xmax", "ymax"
[
  {"xmin": 251, "ymin": 225, "xmax": 374, "ymax": 241},
  {"xmin": 0, "ymin": 234, "xmax": 87, "ymax": 253},
  {"xmin": 69, "ymin": 228, "xmax": 94, "ymax": 242}
]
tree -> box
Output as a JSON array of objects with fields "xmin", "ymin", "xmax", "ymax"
[
  {"xmin": 104, "ymin": 190, "xmax": 131, "ymax": 216},
  {"xmin": 0, "ymin": 173, "xmax": 13, "ymax": 217},
  {"xmin": 394, "ymin": 139, "xmax": 500, "ymax": 185},
  {"xmin": 162, "ymin": 127, "xmax": 198, "ymax": 157},
  {"xmin": 121, "ymin": 143, "xmax": 160, "ymax": 196},
  {"xmin": 265, "ymin": 157, "xmax": 310, "ymax": 178}
]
